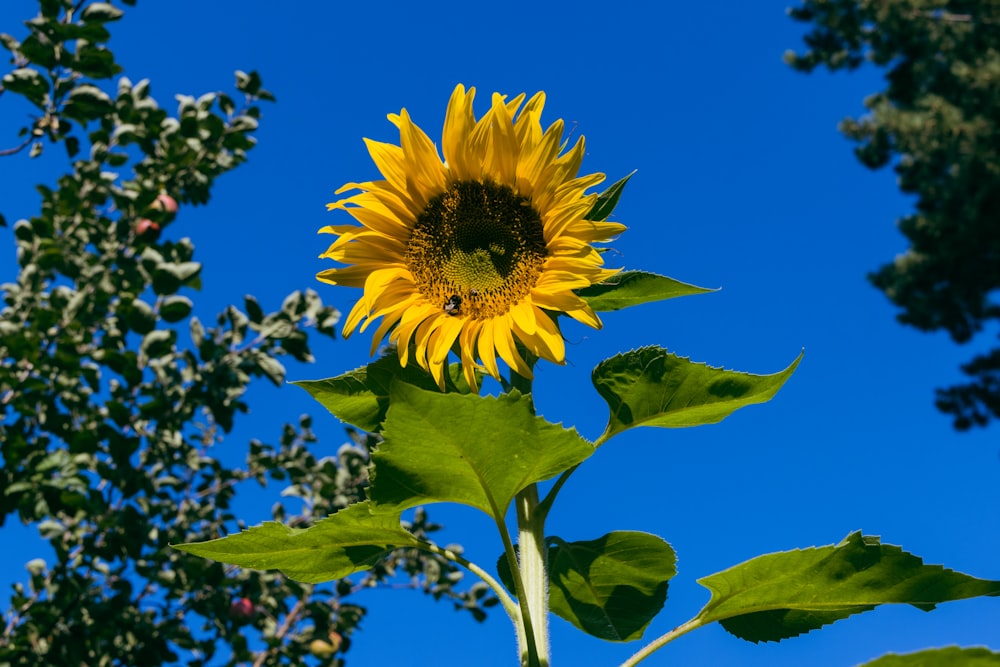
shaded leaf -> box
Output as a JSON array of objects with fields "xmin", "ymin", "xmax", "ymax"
[
  {"xmin": 498, "ymin": 532, "xmax": 676, "ymax": 642},
  {"xmin": 369, "ymin": 383, "xmax": 594, "ymax": 519},
  {"xmin": 2, "ymin": 68, "xmax": 49, "ymax": 105},
  {"xmin": 139, "ymin": 329, "xmax": 173, "ymax": 359},
  {"xmin": 593, "ymin": 346, "xmax": 802, "ymax": 440},
  {"xmin": 152, "ymin": 261, "xmax": 201, "ymax": 295},
  {"xmin": 586, "ymin": 171, "xmax": 635, "ymax": 222},
  {"xmin": 577, "ymin": 271, "xmax": 716, "ymax": 312},
  {"xmin": 63, "ymin": 84, "xmax": 114, "ymax": 121},
  {"xmin": 173, "ymin": 503, "xmax": 419, "ymax": 583},
  {"xmin": 697, "ymin": 532, "xmax": 1000, "ymax": 643},
  {"xmin": 159, "ymin": 295, "xmax": 192, "ymax": 322},
  {"xmin": 858, "ymin": 647, "xmax": 1000, "ymax": 667},
  {"xmin": 244, "ymin": 294, "xmax": 264, "ymax": 324}
]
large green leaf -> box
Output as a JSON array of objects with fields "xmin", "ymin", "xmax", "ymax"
[
  {"xmin": 294, "ymin": 352, "xmax": 467, "ymax": 432},
  {"xmin": 172, "ymin": 502, "xmax": 419, "ymax": 583},
  {"xmin": 697, "ymin": 531, "xmax": 1000, "ymax": 643},
  {"xmin": 593, "ymin": 346, "xmax": 802, "ymax": 440},
  {"xmin": 496, "ymin": 532, "xmax": 675, "ymax": 641},
  {"xmin": 369, "ymin": 383, "xmax": 594, "ymax": 519},
  {"xmin": 577, "ymin": 271, "xmax": 715, "ymax": 312},
  {"xmin": 500, "ymin": 532, "xmax": 676, "ymax": 642},
  {"xmin": 858, "ymin": 647, "xmax": 1000, "ymax": 666},
  {"xmin": 546, "ymin": 532, "xmax": 675, "ymax": 642}
]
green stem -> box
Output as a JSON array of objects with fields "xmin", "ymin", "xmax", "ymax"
[
  {"xmin": 495, "ymin": 511, "xmax": 542, "ymax": 667},
  {"xmin": 422, "ymin": 542, "xmax": 520, "ymax": 624},
  {"xmin": 507, "ymin": 359, "xmax": 549, "ymax": 667},
  {"xmin": 618, "ymin": 617, "xmax": 705, "ymax": 667},
  {"xmin": 515, "ymin": 483, "xmax": 549, "ymax": 666},
  {"xmin": 537, "ymin": 430, "xmax": 612, "ymax": 521}
]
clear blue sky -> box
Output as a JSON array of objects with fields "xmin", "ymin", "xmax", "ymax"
[{"xmin": 2, "ymin": 1, "xmax": 998, "ymax": 666}]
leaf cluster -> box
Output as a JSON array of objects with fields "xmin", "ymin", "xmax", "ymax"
[
  {"xmin": 0, "ymin": 2, "xmax": 487, "ymax": 665},
  {"xmin": 787, "ymin": 0, "xmax": 1000, "ymax": 429}
]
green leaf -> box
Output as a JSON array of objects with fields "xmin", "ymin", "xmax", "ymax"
[
  {"xmin": 74, "ymin": 43, "xmax": 121, "ymax": 79},
  {"xmin": 126, "ymin": 298, "xmax": 156, "ymax": 333},
  {"xmin": 2, "ymin": 68, "xmax": 49, "ymax": 106},
  {"xmin": 858, "ymin": 647, "xmax": 1000, "ymax": 667},
  {"xmin": 0, "ymin": 33, "xmax": 19, "ymax": 53},
  {"xmin": 80, "ymin": 3, "xmax": 125, "ymax": 22},
  {"xmin": 586, "ymin": 170, "xmax": 635, "ymax": 222},
  {"xmin": 577, "ymin": 271, "xmax": 716, "ymax": 312},
  {"xmin": 63, "ymin": 84, "xmax": 114, "ymax": 121},
  {"xmin": 256, "ymin": 353, "xmax": 286, "ymax": 386},
  {"xmin": 369, "ymin": 383, "xmax": 594, "ymax": 519},
  {"xmin": 293, "ymin": 352, "xmax": 460, "ymax": 433},
  {"xmin": 498, "ymin": 532, "xmax": 676, "ymax": 642},
  {"xmin": 140, "ymin": 329, "xmax": 174, "ymax": 359},
  {"xmin": 547, "ymin": 532, "xmax": 676, "ymax": 642},
  {"xmin": 173, "ymin": 503, "xmax": 419, "ymax": 583},
  {"xmin": 244, "ymin": 294, "xmax": 264, "ymax": 324},
  {"xmin": 159, "ymin": 295, "xmax": 192, "ymax": 322},
  {"xmin": 152, "ymin": 261, "xmax": 201, "ymax": 295},
  {"xmin": 593, "ymin": 347, "xmax": 802, "ymax": 440},
  {"xmin": 697, "ymin": 531, "xmax": 1000, "ymax": 643}
]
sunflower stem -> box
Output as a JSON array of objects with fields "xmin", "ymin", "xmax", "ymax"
[
  {"xmin": 508, "ymin": 356, "xmax": 548, "ymax": 667},
  {"xmin": 494, "ymin": 513, "xmax": 540, "ymax": 667}
]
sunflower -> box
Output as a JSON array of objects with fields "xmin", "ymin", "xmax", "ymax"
[{"xmin": 318, "ymin": 84, "xmax": 625, "ymax": 390}]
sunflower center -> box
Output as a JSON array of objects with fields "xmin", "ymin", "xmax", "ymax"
[{"xmin": 406, "ymin": 180, "xmax": 547, "ymax": 319}]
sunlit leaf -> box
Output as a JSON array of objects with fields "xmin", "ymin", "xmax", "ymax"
[
  {"xmin": 697, "ymin": 531, "xmax": 1000, "ymax": 643},
  {"xmin": 294, "ymin": 355, "xmax": 438, "ymax": 432},
  {"xmin": 173, "ymin": 503, "xmax": 419, "ymax": 583},
  {"xmin": 294, "ymin": 353, "xmax": 469, "ymax": 432},
  {"xmin": 593, "ymin": 346, "xmax": 802, "ymax": 440},
  {"xmin": 577, "ymin": 271, "xmax": 716, "ymax": 312},
  {"xmin": 80, "ymin": 2, "xmax": 124, "ymax": 22},
  {"xmin": 858, "ymin": 647, "xmax": 1000, "ymax": 666},
  {"xmin": 369, "ymin": 383, "xmax": 594, "ymax": 520}
]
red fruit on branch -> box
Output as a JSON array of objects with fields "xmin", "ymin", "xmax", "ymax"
[
  {"xmin": 228, "ymin": 597, "xmax": 255, "ymax": 623},
  {"xmin": 151, "ymin": 193, "xmax": 178, "ymax": 215},
  {"xmin": 135, "ymin": 218, "xmax": 161, "ymax": 241}
]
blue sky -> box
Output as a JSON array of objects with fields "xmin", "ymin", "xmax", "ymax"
[{"xmin": 1, "ymin": 1, "xmax": 998, "ymax": 666}]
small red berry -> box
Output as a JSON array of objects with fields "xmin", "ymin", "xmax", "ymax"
[{"xmin": 135, "ymin": 218, "xmax": 161, "ymax": 241}]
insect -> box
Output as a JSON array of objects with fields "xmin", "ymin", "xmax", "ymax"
[{"xmin": 444, "ymin": 294, "xmax": 462, "ymax": 315}]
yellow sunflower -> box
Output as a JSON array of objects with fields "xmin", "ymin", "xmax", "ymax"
[{"xmin": 318, "ymin": 84, "xmax": 625, "ymax": 390}]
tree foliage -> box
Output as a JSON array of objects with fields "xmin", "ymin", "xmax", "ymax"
[
  {"xmin": 0, "ymin": 2, "xmax": 488, "ymax": 665},
  {"xmin": 787, "ymin": 0, "xmax": 1000, "ymax": 429}
]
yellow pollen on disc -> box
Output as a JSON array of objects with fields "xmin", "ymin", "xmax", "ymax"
[{"xmin": 406, "ymin": 181, "xmax": 547, "ymax": 319}]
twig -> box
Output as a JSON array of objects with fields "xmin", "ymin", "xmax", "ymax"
[
  {"xmin": 251, "ymin": 594, "xmax": 310, "ymax": 667},
  {"xmin": 0, "ymin": 137, "xmax": 33, "ymax": 157}
]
